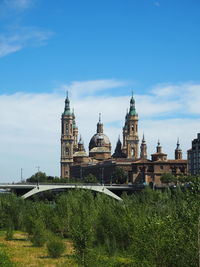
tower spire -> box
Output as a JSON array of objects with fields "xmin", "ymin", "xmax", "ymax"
[
  {"xmin": 97, "ymin": 114, "xmax": 103, "ymax": 134},
  {"xmin": 177, "ymin": 138, "xmax": 180, "ymax": 148},
  {"xmin": 129, "ymin": 92, "xmax": 137, "ymax": 116},
  {"xmin": 63, "ymin": 91, "xmax": 72, "ymax": 115},
  {"xmin": 157, "ymin": 140, "xmax": 162, "ymax": 153},
  {"xmin": 175, "ymin": 138, "xmax": 182, "ymax": 160},
  {"xmin": 140, "ymin": 133, "xmax": 147, "ymax": 159}
]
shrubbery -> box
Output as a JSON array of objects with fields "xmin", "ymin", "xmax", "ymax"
[
  {"xmin": 0, "ymin": 246, "xmax": 16, "ymax": 267},
  {"xmin": 5, "ymin": 227, "xmax": 13, "ymax": 241},
  {"xmin": 30, "ymin": 220, "xmax": 47, "ymax": 247},
  {"xmin": 47, "ymin": 237, "xmax": 65, "ymax": 258},
  {"xmin": 0, "ymin": 175, "xmax": 199, "ymax": 266}
]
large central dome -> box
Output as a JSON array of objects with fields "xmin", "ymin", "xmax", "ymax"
[
  {"xmin": 89, "ymin": 133, "xmax": 111, "ymax": 150},
  {"xmin": 89, "ymin": 114, "xmax": 111, "ymax": 151}
]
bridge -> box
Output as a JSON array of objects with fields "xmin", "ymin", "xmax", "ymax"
[{"xmin": 0, "ymin": 183, "xmax": 145, "ymax": 201}]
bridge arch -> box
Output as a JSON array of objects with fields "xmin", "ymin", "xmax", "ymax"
[{"xmin": 21, "ymin": 184, "xmax": 122, "ymax": 201}]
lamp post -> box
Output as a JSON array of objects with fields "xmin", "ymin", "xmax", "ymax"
[
  {"xmin": 20, "ymin": 168, "xmax": 23, "ymax": 183},
  {"xmin": 101, "ymin": 167, "xmax": 104, "ymax": 185},
  {"xmin": 36, "ymin": 166, "xmax": 40, "ymax": 186}
]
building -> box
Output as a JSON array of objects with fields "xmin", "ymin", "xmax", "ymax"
[
  {"xmin": 187, "ymin": 133, "xmax": 200, "ymax": 175},
  {"xmin": 60, "ymin": 93, "xmax": 187, "ymax": 185}
]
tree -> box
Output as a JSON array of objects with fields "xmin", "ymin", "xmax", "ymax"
[
  {"xmin": 112, "ymin": 167, "xmax": 128, "ymax": 184},
  {"xmin": 26, "ymin": 172, "xmax": 47, "ymax": 183},
  {"xmin": 47, "ymin": 236, "xmax": 65, "ymax": 258},
  {"xmin": 84, "ymin": 174, "xmax": 98, "ymax": 184},
  {"xmin": 160, "ymin": 173, "xmax": 175, "ymax": 185}
]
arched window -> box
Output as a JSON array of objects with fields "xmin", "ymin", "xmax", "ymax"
[
  {"xmin": 65, "ymin": 147, "xmax": 69, "ymax": 155},
  {"xmin": 66, "ymin": 124, "xmax": 69, "ymax": 135},
  {"xmin": 131, "ymin": 147, "xmax": 135, "ymax": 157}
]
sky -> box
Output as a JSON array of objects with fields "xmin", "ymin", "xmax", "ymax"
[{"xmin": 0, "ymin": 0, "xmax": 200, "ymax": 182}]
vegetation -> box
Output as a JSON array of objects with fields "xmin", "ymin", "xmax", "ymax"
[
  {"xmin": 160, "ymin": 172, "xmax": 176, "ymax": 184},
  {"xmin": 84, "ymin": 173, "xmax": 98, "ymax": 184},
  {"xmin": 30, "ymin": 219, "xmax": 47, "ymax": 247},
  {"xmin": 0, "ymin": 245, "xmax": 16, "ymax": 267},
  {"xmin": 47, "ymin": 236, "xmax": 66, "ymax": 258},
  {"xmin": 0, "ymin": 175, "xmax": 199, "ymax": 266},
  {"xmin": 26, "ymin": 171, "xmax": 63, "ymax": 183},
  {"xmin": 111, "ymin": 167, "xmax": 128, "ymax": 184},
  {"xmin": 0, "ymin": 232, "xmax": 75, "ymax": 267}
]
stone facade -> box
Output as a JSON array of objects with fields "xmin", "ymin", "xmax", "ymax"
[{"xmin": 60, "ymin": 94, "xmax": 187, "ymax": 184}]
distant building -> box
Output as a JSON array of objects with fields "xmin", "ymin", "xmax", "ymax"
[
  {"xmin": 60, "ymin": 93, "xmax": 187, "ymax": 185},
  {"xmin": 187, "ymin": 133, "xmax": 200, "ymax": 175}
]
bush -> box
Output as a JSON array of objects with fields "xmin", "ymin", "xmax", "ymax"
[
  {"xmin": 47, "ymin": 237, "xmax": 65, "ymax": 258},
  {"xmin": 5, "ymin": 227, "xmax": 14, "ymax": 241},
  {"xmin": 0, "ymin": 247, "xmax": 16, "ymax": 267},
  {"xmin": 84, "ymin": 174, "xmax": 97, "ymax": 184},
  {"xmin": 30, "ymin": 220, "xmax": 47, "ymax": 247}
]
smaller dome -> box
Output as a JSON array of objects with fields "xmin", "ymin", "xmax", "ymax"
[
  {"xmin": 73, "ymin": 151, "xmax": 88, "ymax": 157},
  {"xmin": 63, "ymin": 110, "xmax": 73, "ymax": 116}
]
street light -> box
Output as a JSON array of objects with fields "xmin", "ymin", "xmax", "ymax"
[
  {"xmin": 36, "ymin": 166, "xmax": 40, "ymax": 186},
  {"xmin": 101, "ymin": 167, "xmax": 104, "ymax": 185},
  {"xmin": 20, "ymin": 168, "xmax": 23, "ymax": 183}
]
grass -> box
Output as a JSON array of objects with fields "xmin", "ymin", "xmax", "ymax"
[{"xmin": 0, "ymin": 231, "xmax": 77, "ymax": 267}]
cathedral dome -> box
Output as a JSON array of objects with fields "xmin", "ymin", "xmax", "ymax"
[
  {"xmin": 89, "ymin": 114, "xmax": 111, "ymax": 151},
  {"xmin": 89, "ymin": 133, "xmax": 111, "ymax": 150}
]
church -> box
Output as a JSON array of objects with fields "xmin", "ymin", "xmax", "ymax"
[{"xmin": 60, "ymin": 93, "xmax": 187, "ymax": 185}]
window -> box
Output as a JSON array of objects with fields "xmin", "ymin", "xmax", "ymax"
[
  {"xmin": 65, "ymin": 147, "xmax": 69, "ymax": 155},
  {"xmin": 66, "ymin": 124, "xmax": 69, "ymax": 135},
  {"xmin": 131, "ymin": 147, "xmax": 135, "ymax": 157}
]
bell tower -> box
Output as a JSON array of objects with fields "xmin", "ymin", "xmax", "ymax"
[
  {"xmin": 140, "ymin": 134, "xmax": 147, "ymax": 159},
  {"xmin": 60, "ymin": 93, "xmax": 78, "ymax": 178},
  {"xmin": 122, "ymin": 93, "xmax": 139, "ymax": 159},
  {"xmin": 175, "ymin": 139, "xmax": 182, "ymax": 160}
]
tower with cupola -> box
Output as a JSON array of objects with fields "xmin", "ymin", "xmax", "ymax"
[
  {"xmin": 60, "ymin": 93, "xmax": 78, "ymax": 178},
  {"xmin": 140, "ymin": 134, "xmax": 147, "ymax": 159},
  {"xmin": 122, "ymin": 94, "xmax": 139, "ymax": 159},
  {"xmin": 175, "ymin": 139, "xmax": 182, "ymax": 160}
]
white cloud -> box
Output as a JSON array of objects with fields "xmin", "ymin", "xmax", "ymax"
[
  {"xmin": 3, "ymin": 0, "xmax": 32, "ymax": 10},
  {"xmin": 0, "ymin": 27, "xmax": 53, "ymax": 57},
  {"xmin": 0, "ymin": 38, "xmax": 21, "ymax": 57},
  {"xmin": 59, "ymin": 79, "xmax": 128, "ymax": 98},
  {"xmin": 1, "ymin": 80, "xmax": 200, "ymax": 182},
  {"xmin": 154, "ymin": 1, "xmax": 160, "ymax": 7}
]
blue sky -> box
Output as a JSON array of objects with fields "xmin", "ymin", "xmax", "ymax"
[{"xmin": 0, "ymin": 0, "xmax": 200, "ymax": 181}]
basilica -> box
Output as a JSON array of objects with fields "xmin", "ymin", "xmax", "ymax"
[{"xmin": 60, "ymin": 94, "xmax": 187, "ymax": 185}]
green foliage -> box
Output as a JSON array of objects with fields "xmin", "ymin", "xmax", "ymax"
[
  {"xmin": 0, "ymin": 182, "xmax": 199, "ymax": 266},
  {"xmin": 112, "ymin": 167, "xmax": 128, "ymax": 184},
  {"xmin": 69, "ymin": 191, "xmax": 96, "ymax": 265},
  {"xmin": 26, "ymin": 171, "xmax": 47, "ymax": 183},
  {"xmin": 26, "ymin": 172, "xmax": 64, "ymax": 183},
  {"xmin": 160, "ymin": 172, "xmax": 175, "ymax": 184},
  {"xmin": 84, "ymin": 173, "xmax": 98, "ymax": 183},
  {"xmin": 5, "ymin": 225, "xmax": 14, "ymax": 241},
  {"xmin": 0, "ymin": 246, "xmax": 16, "ymax": 267},
  {"xmin": 30, "ymin": 219, "xmax": 47, "ymax": 247},
  {"xmin": 47, "ymin": 237, "xmax": 65, "ymax": 258}
]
